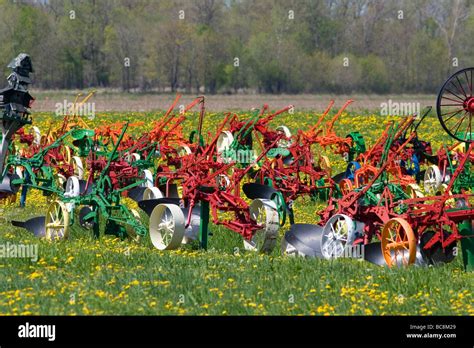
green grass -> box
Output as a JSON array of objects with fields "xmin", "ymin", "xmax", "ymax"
[
  {"xmin": 0, "ymin": 210, "xmax": 472, "ymax": 315},
  {"xmin": 0, "ymin": 110, "xmax": 472, "ymax": 315}
]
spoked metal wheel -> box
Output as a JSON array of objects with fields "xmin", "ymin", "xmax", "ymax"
[
  {"xmin": 437, "ymin": 67, "xmax": 473, "ymax": 143},
  {"xmin": 142, "ymin": 186, "xmax": 163, "ymax": 200},
  {"xmin": 64, "ymin": 176, "xmax": 81, "ymax": 198},
  {"xmin": 45, "ymin": 201, "xmax": 70, "ymax": 241},
  {"xmin": 245, "ymin": 198, "xmax": 280, "ymax": 253},
  {"xmin": 71, "ymin": 156, "xmax": 84, "ymax": 179},
  {"xmin": 276, "ymin": 125, "xmax": 292, "ymax": 148},
  {"xmin": 423, "ymin": 165, "xmax": 442, "ymax": 194},
  {"xmin": 141, "ymin": 169, "xmax": 154, "ymax": 188},
  {"xmin": 321, "ymin": 214, "xmax": 360, "ymax": 259},
  {"xmin": 216, "ymin": 131, "xmax": 234, "ymax": 154},
  {"xmin": 339, "ymin": 179, "xmax": 353, "ymax": 195},
  {"xmin": 381, "ymin": 218, "xmax": 417, "ymax": 268},
  {"xmin": 149, "ymin": 204, "xmax": 185, "ymax": 250},
  {"xmin": 177, "ymin": 145, "xmax": 192, "ymax": 157},
  {"xmin": 405, "ymin": 183, "xmax": 424, "ymax": 199},
  {"xmin": 55, "ymin": 173, "xmax": 67, "ymax": 190},
  {"xmin": 125, "ymin": 152, "xmax": 140, "ymax": 163}
]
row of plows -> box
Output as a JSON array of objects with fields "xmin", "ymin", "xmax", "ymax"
[{"xmin": 1, "ymin": 54, "xmax": 472, "ymax": 270}]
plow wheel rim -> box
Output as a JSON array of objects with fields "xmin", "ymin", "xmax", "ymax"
[
  {"xmin": 381, "ymin": 218, "xmax": 417, "ymax": 268},
  {"xmin": 423, "ymin": 165, "xmax": 442, "ymax": 194},
  {"xmin": 45, "ymin": 200, "xmax": 70, "ymax": 241},
  {"xmin": 64, "ymin": 176, "xmax": 81, "ymax": 198},
  {"xmin": 126, "ymin": 152, "xmax": 141, "ymax": 162},
  {"xmin": 177, "ymin": 145, "xmax": 192, "ymax": 157},
  {"xmin": 141, "ymin": 169, "xmax": 154, "ymax": 188},
  {"xmin": 339, "ymin": 179, "xmax": 353, "ymax": 195},
  {"xmin": 71, "ymin": 156, "xmax": 84, "ymax": 179},
  {"xmin": 216, "ymin": 131, "xmax": 234, "ymax": 154},
  {"xmin": 60, "ymin": 146, "xmax": 72, "ymax": 164},
  {"xmin": 143, "ymin": 186, "xmax": 164, "ymax": 200},
  {"xmin": 247, "ymin": 198, "xmax": 280, "ymax": 253},
  {"xmin": 56, "ymin": 173, "xmax": 67, "ymax": 189},
  {"xmin": 405, "ymin": 183, "xmax": 424, "ymax": 199},
  {"xmin": 321, "ymin": 214, "xmax": 357, "ymax": 259},
  {"xmin": 149, "ymin": 203, "xmax": 185, "ymax": 250},
  {"xmin": 436, "ymin": 67, "xmax": 473, "ymax": 143},
  {"xmin": 276, "ymin": 125, "xmax": 292, "ymax": 147}
]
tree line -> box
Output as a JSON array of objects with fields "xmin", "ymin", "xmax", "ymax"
[{"xmin": 0, "ymin": 0, "xmax": 473, "ymax": 94}]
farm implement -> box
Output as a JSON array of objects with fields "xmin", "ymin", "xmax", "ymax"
[
  {"xmin": 283, "ymin": 68, "xmax": 473, "ymax": 270},
  {"xmin": 1, "ymin": 52, "xmax": 472, "ymax": 271}
]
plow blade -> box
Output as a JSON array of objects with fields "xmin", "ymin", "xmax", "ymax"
[
  {"xmin": 127, "ymin": 186, "xmax": 147, "ymax": 203},
  {"xmin": 181, "ymin": 206, "xmax": 202, "ymax": 243},
  {"xmin": 242, "ymin": 183, "xmax": 278, "ymax": 200},
  {"xmin": 331, "ymin": 172, "xmax": 346, "ymax": 184},
  {"xmin": 0, "ymin": 173, "xmax": 21, "ymax": 197},
  {"xmin": 78, "ymin": 179, "xmax": 92, "ymax": 195},
  {"xmin": 11, "ymin": 216, "xmax": 46, "ymax": 237},
  {"xmin": 138, "ymin": 198, "xmax": 182, "ymax": 216},
  {"xmin": 138, "ymin": 198, "xmax": 200, "ymax": 242},
  {"xmin": 363, "ymin": 242, "xmax": 427, "ymax": 267},
  {"xmin": 281, "ymin": 223, "xmax": 324, "ymax": 257},
  {"xmin": 283, "ymin": 155, "xmax": 293, "ymax": 165},
  {"xmin": 363, "ymin": 242, "xmax": 386, "ymax": 266}
]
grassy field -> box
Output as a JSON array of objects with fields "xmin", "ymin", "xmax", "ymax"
[{"xmin": 0, "ymin": 108, "xmax": 472, "ymax": 315}]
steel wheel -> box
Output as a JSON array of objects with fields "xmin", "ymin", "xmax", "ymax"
[
  {"xmin": 71, "ymin": 156, "xmax": 84, "ymax": 179},
  {"xmin": 55, "ymin": 173, "xmax": 67, "ymax": 191},
  {"xmin": 381, "ymin": 218, "xmax": 416, "ymax": 267},
  {"xmin": 141, "ymin": 169, "xmax": 154, "ymax": 188},
  {"xmin": 64, "ymin": 176, "xmax": 80, "ymax": 198},
  {"xmin": 437, "ymin": 67, "xmax": 473, "ymax": 142},
  {"xmin": 405, "ymin": 183, "xmax": 424, "ymax": 199},
  {"xmin": 126, "ymin": 152, "xmax": 140, "ymax": 163},
  {"xmin": 60, "ymin": 146, "xmax": 72, "ymax": 164},
  {"xmin": 276, "ymin": 125, "xmax": 292, "ymax": 148},
  {"xmin": 143, "ymin": 186, "xmax": 163, "ymax": 200},
  {"xmin": 216, "ymin": 131, "xmax": 234, "ymax": 154},
  {"xmin": 246, "ymin": 198, "xmax": 279, "ymax": 253},
  {"xmin": 177, "ymin": 145, "xmax": 192, "ymax": 157},
  {"xmin": 423, "ymin": 165, "xmax": 442, "ymax": 194},
  {"xmin": 45, "ymin": 201, "xmax": 70, "ymax": 241},
  {"xmin": 339, "ymin": 179, "xmax": 353, "ymax": 195},
  {"xmin": 321, "ymin": 214, "xmax": 360, "ymax": 259},
  {"xmin": 149, "ymin": 203, "xmax": 185, "ymax": 250}
]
